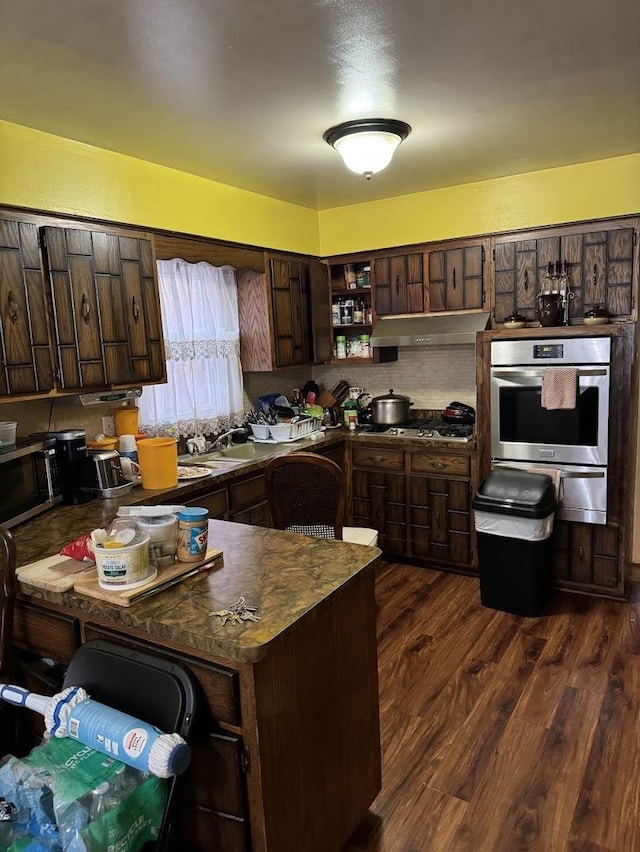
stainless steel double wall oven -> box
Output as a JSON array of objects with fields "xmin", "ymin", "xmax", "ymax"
[{"xmin": 490, "ymin": 336, "xmax": 611, "ymax": 524}]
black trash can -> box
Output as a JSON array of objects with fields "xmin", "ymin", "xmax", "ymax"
[{"xmin": 473, "ymin": 469, "xmax": 556, "ymax": 617}]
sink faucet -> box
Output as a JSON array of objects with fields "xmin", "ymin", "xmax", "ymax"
[{"xmin": 214, "ymin": 428, "xmax": 246, "ymax": 449}]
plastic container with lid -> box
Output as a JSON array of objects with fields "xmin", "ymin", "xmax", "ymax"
[
  {"xmin": 176, "ymin": 508, "xmax": 209, "ymax": 562},
  {"xmin": 136, "ymin": 515, "xmax": 178, "ymax": 567},
  {"xmin": 94, "ymin": 532, "xmax": 155, "ymax": 590},
  {"xmin": 0, "ymin": 421, "xmax": 18, "ymax": 444},
  {"xmin": 114, "ymin": 405, "xmax": 139, "ymax": 437}
]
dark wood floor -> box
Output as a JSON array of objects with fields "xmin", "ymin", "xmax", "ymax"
[{"xmin": 343, "ymin": 562, "xmax": 640, "ymax": 852}]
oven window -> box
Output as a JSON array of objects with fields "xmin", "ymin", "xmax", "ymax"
[
  {"xmin": 499, "ymin": 386, "xmax": 599, "ymax": 446},
  {"xmin": 0, "ymin": 455, "xmax": 41, "ymax": 524}
]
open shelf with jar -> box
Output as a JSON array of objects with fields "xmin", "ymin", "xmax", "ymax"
[{"xmin": 328, "ymin": 261, "xmax": 397, "ymax": 364}]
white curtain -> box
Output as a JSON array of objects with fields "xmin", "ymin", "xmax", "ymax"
[{"xmin": 139, "ymin": 259, "xmax": 245, "ymax": 437}]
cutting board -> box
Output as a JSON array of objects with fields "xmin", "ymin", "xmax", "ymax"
[
  {"xmin": 16, "ymin": 554, "xmax": 97, "ymax": 592},
  {"xmin": 72, "ymin": 548, "xmax": 224, "ymax": 607}
]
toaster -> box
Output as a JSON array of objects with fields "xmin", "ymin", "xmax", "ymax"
[{"xmin": 81, "ymin": 450, "xmax": 134, "ymax": 498}]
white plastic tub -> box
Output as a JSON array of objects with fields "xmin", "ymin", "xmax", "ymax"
[{"xmin": 0, "ymin": 421, "xmax": 17, "ymax": 444}]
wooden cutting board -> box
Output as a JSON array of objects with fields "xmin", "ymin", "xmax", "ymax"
[
  {"xmin": 72, "ymin": 548, "xmax": 223, "ymax": 607},
  {"xmin": 16, "ymin": 554, "xmax": 97, "ymax": 592}
]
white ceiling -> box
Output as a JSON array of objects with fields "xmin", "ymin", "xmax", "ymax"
[{"xmin": 1, "ymin": 0, "xmax": 639, "ymax": 211}]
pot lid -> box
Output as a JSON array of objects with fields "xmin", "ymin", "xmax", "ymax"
[{"xmin": 372, "ymin": 389, "xmax": 412, "ymax": 404}]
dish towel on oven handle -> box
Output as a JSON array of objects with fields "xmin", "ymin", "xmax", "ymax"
[
  {"xmin": 527, "ymin": 467, "xmax": 564, "ymax": 503},
  {"xmin": 541, "ymin": 367, "xmax": 578, "ymax": 410}
]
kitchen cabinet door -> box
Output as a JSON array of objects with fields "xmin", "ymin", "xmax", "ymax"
[
  {"xmin": 270, "ymin": 257, "xmax": 314, "ymax": 367},
  {"xmin": 0, "ymin": 217, "xmax": 54, "ymax": 395},
  {"xmin": 42, "ymin": 226, "xmax": 165, "ymax": 389},
  {"xmin": 552, "ymin": 520, "xmax": 623, "ymax": 597},
  {"xmin": 374, "ymin": 252, "xmax": 424, "ymax": 315},
  {"xmin": 427, "ymin": 243, "xmax": 486, "ymax": 312},
  {"xmin": 408, "ymin": 450, "xmax": 472, "ymax": 569},
  {"xmin": 351, "ymin": 444, "xmax": 406, "ymax": 555},
  {"xmin": 493, "ymin": 221, "xmax": 636, "ymax": 325}
]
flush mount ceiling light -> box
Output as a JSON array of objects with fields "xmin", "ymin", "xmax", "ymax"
[{"xmin": 323, "ymin": 118, "xmax": 411, "ymax": 179}]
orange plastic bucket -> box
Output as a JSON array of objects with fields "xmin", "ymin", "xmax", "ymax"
[
  {"xmin": 136, "ymin": 437, "xmax": 178, "ymax": 490},
  {"xmin": 115, "ymin": 406, "xmax": 139, "ymax": 437}
]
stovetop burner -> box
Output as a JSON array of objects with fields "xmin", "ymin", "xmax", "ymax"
[{"xmin": 359, "ymin": 419, "xmax": 474, "ymax": 442}]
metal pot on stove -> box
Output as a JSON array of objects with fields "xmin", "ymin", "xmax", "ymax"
[{"xmin": 371, "ymin": 390, "xmax": 413, "ymax": 426}]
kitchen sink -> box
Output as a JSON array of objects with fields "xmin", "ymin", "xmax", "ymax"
[
  {"xmin": 216, "ymin": 442, "xmax": 279, "ymax": 460},
  {"xmin": 178, "ymin": 442, "xmax": 277, "ymax": 465}
]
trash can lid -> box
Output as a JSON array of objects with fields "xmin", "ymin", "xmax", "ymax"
[{"xmin": 472, "ymin": 469, "xmax": 556, "ymax": 519}]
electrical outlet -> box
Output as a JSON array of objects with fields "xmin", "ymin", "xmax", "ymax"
[{"xmin": 101, "ymin": 416, "xmax": 115, "ymax": 437}]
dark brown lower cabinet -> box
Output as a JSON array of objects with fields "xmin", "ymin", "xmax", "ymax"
[
  {"xmin": 552, "ymin": 520, "xmax": 623, "ymax": 596},
  {"xmin": 351, "ymin": 445, "xmax": 406, "ymax": 556},
  {"xmin": 409, "ymin": 475, "xmax": 471, "ymax": 568}
]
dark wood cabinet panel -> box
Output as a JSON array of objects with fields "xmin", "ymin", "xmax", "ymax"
[
  {"xmin": 271, "ymin": 257, "xmax": 314, "ymax": 367},
  {"xmin": 0, "ymin": 217, "xmax": 54, "ymax": 395},
  {"xmin": 553, "ymin": 520, "xmax": 622, "ymax": 593},
  {"xmin": 493, "ymin": 224, "xmax": 636, "ymax": 325},
  {"xmin": 374, "ymin": 252, "xmax": 424, "ymax": 315},
  {"xmin": 352, "ymin": 466, "xmax": 406, "ymax": 556},
  {"xmin": 42, "ymin": 226, "xmax": 165, "ymax": 389},
  {"xmin": 14, "ymin": 603, "xmax": 80, "ymax": 664},
  {"xmin": 427, "ymin": 243, "xmax": 486, "ymax": 313},
  {"xmin": 408, "ymin": 448, "xmax": 472, "ymax": 569}
]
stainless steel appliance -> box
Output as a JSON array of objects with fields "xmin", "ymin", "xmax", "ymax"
[
  {"xmin": 359, "ymin": 418, "xmax": 474, "ymax": 443},
  {"xmin": 81, "ymin": 450, "xmax": 133, "ymax": 498},
  {"xmin": 490, "ymin": 336, "xmax": 611, "ymax": 524},
  {"xmin": 0, "ymin": 436, "xmax": 61, "ymax": 528}
]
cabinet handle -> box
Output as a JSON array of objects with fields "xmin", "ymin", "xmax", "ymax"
[
  {"xmin": 578, "ymin": 545, "xmax": 584, "ymax": 561},
  {"xmin": 593, "ymin": 264, "xmax": 598, "ymax": 288},
  {"xmin": 132, "ymin": 296, "xmax": 140, "ymax": 322},
  {"xmin": 452, "ymin": 267, "xmax": 457, "ymax": 290},
  {"xmin": 8, "ymin": 291, "xmax": 20, "ymax": 324},
  {"xmin": 524, "ymin": 270, "xmax": 529, "ymax": 292},
  {"xmin": 395, "ymin": 275, "xmax": 400, "ymax": 295},
  {"xmin": 81, "ymin": 293, "xmax": 91, "ymax": 324}
]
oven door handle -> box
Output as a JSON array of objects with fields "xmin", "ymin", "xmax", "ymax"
[{"xmin": 491, "ymin": 368, "xmax": 608, "ymax": 378}]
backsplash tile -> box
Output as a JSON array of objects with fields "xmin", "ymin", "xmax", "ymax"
[
  {"xmin": 312, "ymin": 345, "xmax": 477, "ymax": 409},
  {"xmin": 3, "ymin": 346, "xmax": 477, "ymax": 438}
]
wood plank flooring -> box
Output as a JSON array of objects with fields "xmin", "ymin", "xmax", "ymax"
[{"xmin": 343, "ymin": 562, "xmax": 640, "ymax": 852}]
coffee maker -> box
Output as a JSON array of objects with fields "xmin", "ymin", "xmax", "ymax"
[{"xmin": 46, "ymin": 429, "xmax": 92, "ymax": 504}]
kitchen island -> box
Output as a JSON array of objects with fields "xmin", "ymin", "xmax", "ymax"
[{"xmin": 12, "ymin": 518, "xmax": 382, "ymax": 852}]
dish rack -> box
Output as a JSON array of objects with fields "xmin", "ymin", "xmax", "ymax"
[{"xmin": 252, "ymin": 417, "xmax": 323, "ymax": 444}]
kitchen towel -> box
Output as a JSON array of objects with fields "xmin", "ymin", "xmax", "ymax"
[
  {"xmin": 541, "ymin": 367, "xmax": 578, "ymax": 410},
  {"xmin": 528, "ymin": 467, "xmax": 564, "ymax": 503}
]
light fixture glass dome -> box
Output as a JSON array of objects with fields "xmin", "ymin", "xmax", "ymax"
[{"xmin": 324, "ymin": 119, "xmax": 411, "ymax": 179}]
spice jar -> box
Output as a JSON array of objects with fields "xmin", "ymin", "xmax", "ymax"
[
  {"xmin": 335, "ymin": 335, "xmax": 347, "ymax": 359},
  {"xmin": 177, "ymin": 507, "xmax": 209, "ymax": 562}
]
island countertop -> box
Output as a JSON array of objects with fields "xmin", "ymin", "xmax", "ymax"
[{"xmin": 15, "ymin": 518, "xmax": 381, "ymax": 664}]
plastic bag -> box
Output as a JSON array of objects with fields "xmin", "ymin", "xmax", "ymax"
[
  {"xmin": 0, "ymin": 738, "xmax": 167, "ymax": 851},
  {"xmin": 59, "ymin": 535, "xmax": 96, "ymax": 562}
]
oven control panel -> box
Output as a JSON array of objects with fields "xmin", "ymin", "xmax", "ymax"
[{"xmin": 533, "ymin": 343, "xmax": 564, "ymax": 359}]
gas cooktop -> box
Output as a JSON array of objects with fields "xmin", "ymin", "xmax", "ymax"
[{"xmin": 359, "ymin": 419, "xmax": 474, "ymax": 442}]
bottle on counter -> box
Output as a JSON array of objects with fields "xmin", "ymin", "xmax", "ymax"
[{"xmin": 177, "ymin": 508, "xmax": 209, "ymax": 562}]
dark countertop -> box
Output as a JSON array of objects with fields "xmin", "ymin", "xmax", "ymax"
[{"xmin": 17, "ymin": 519, "xmax": 381, "ymax": 664}]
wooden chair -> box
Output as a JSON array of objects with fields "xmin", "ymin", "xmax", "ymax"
[
  {"xmin": 0, "ymin": 525, "xmax": 17, "ymax": 755},
  {"xmin": 264, "ymin": 452, "xmax": 378, "ymax": 546}
]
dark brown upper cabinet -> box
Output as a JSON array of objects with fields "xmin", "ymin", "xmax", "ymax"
[
  {"xmin": 41, "ymin": 226, "xmax": 165, "ymax": 390},
  {"xmin": 426, "ymin": 241, "xmax": 487, "ymax": 313},
  {"xmin": 0, "ymin": 216, "xmax": 54, "ymax": 396},
  {"xmin": 237, "ymin": 255, "xmax": 330, "ymax": 371},
  {"xmin": 492, "ymin": 221, "xmax": 637, "ymax": 325},
  {"xmin": 374, "ymin": 252, "xmax": 425, "ymax": 315}
]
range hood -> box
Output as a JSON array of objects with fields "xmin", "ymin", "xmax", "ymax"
[{"xmin": 370, "ymin": 312, "xmax": 490, "ymax": 347}]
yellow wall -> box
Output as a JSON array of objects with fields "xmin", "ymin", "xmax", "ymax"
[
  {"xmin": 0, "ymin": 120, "xmax": 321, "ymax": 255},
  {"xmin": 318, "ymin": 154, "xmax": 640, "ymax": 256},
  {"xmin": 2, "ymin": 119, "xmax": 639, "ymax": 259}
]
